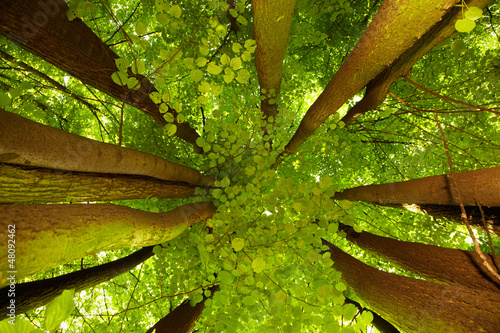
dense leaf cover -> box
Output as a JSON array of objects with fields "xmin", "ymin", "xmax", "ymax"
[{"xmin": 0, "ymin": 0, "xmax": 499, "ymax": 332}]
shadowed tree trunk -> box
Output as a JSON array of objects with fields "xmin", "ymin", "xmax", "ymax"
[
  {"xmin": 274, "ymin": 0, "xmax": 459, "ymax": 165},
  {"xmin": 0, "ymin": 163, "xmax": 196, "ymax": 203},
  {"xmin": 340, "ymin": 0, "xmax": 492, "ymax": 125},
  {"xmin": 145, "ymin": 285, "xmax": 220, "ymax": 333},
  {"xmin": 0, "ymin": 110, "xmax": 213, "ymax": 187},
  {"xmin": 340, "ymin": 224, "xmax": 500, "ymax": 292},
  {"xmin": 0, "ymin": 0, "xmax": 202, "ymax": 152},
  {"xmin": 0, "ymin": 202, "xmax": 216, "ymax": 286},
  {"xmin": 252, "ymin": 0, "xmax": 295, "ymax": 120},
  {"xmin": 322, "ymin": 239, "xmax": 500, "ymax": 333},
  {"xmin": 0, "ymin": 246, "xmax": 155, "ymax": 320},
  {"xmin": 333, "ymin": 167, "xmax": 500, "ymax": 234}
]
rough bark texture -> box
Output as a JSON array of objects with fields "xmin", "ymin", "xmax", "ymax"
[
  {"xmin": 322, "ymin": 239, "xmax": 500, "ymax": 333},
  {"xmin": 0, "ymin": 163, "xmax": 196, "ymax": 203},
  {"xmin": 0, "ymin": 246, "xmax": 155, "ymax": 320},
  {"xmin": 146, "ymin": 285, "xmax": 219, "ymax": 333},
  {"xmin": 252, "ymin": 0, "xmax": 295, "ymax": 119},
  {"xmin": 333, "ymin": 167, "xmax": 500, "ymax": 207},
  {"xmin": 340, "ymin": 0, "xmax": 493, "ymax": 125},
  {"xmin": 278, "ymin": 0, "xmax": 459, "ymax": 158},
  {"xmin": 342, "ymin": 226, "xmax": 500, "ymax": 292},
  {"xmin": 0, "ymin": 110, "xmax": 213, "ymax": 186},
  {"xmin": 0, "ymin": 202, "xmax": 216, "ymax": 286},
  {"xmin": 0, "ymin": 0, "xmax": 202, "ymax": 152}
]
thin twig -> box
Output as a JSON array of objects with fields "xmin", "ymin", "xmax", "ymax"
[
  {"xmin": 435, "ymin": 112, "xmax": 500, "ymax": 281},
  {"xmin": 476, "ymin": 199, "xmax": 500, "ymax": 272}
]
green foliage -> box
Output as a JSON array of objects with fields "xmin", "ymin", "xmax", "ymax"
[{"xmin": 1, "ymin": 0, "xmax": 499, "ymax": 332}]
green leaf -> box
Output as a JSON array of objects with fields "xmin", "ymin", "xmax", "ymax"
[
  {"xmin": 131, "ymin": 60, "xmax": 145, "ymax": 75},
  {"xmin": 111, "ymin": 71, "xmax": 128, "ymax": 86},
  {"xmin": 464, "ymin": 7, "xmax": 482, "ymax": 21},
  {"xmin": 230, "ymin": 57, "xmax": 242, "ymax": 70},
  {"xmin": 0, "ymin": 92, "xmax": 11, "ymax": 107},
  {"xmin": 342, "ymin": 303, "xmax": 358, "ymax": 322},
  {"xmin": 231, "ymin": 238, "xmax": 245, "ymax": 251},
  {"xmin": 451, "ymin": 39, "xmax": 466, "ymax": 54},
  {"xmin": 232, "ymin": 42, "xmax": 242, "ymax": 53},
  {"xmin": 164, "ymin": 123, "xmax": 177, "ymax": 136},
  {"xmin": 0, "ymin": 318, "xmax": 43, "ymax": 332},
  {"xmin": 455, "ymin": 19, "xmax": 476, "ymax": 33},
  {"xmin": 169, "ymin": 4, "xmax": 182, "ymax": 18},
  {"xmin": 235, "ymin": 69, "xmax": 250, "ymax": 83},
  {"xmin": 196, "ymin": 57, "xmax": 208, "ymax": 67},
  {"xmin": 198, "ymin": 81, "xmax": 211, "ymax": 94},
  {"xmin": 126, "ymin": 77, "xmax": 139, "ymax": 89},
  {"xmin": 115, "ymin": 58, "xmax": 130, "ymax": 71},
  {"xmin": 45, "ymin": 289, "xmax": 75, "ymax": 330},
  {"xmin": 220, "ymin": 53, "xmax": 231, "ymax": 66},
  {"xmin": 135, "ymin": 21, "xmax": 147, "ymax": 35},
  {"xmin": 275, "ymin": 291, "xmax": 287, "ymax": 303},
  {"xmin": 157, "ymin": 13, "xmax": 170, "ymax": 26},
  {"xmin": 190, "ymin": 69, "xmax": 204, "ymax": 82},
  {"xmin": 207, "ymin": 62, "xmax": 223, "ymax": 75},
  {"xmin": 242, "ymin": 295, "xmax": 258, "ymax": 305},
  {"xmin": 252, "ymin": 257, "xmax": 266, "ymax": 273}
]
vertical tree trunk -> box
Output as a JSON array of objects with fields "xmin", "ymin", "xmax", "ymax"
[
  {"xmin": 0, "ymin": 0, "xmax": 202, "ymax": 152},
  {"xmin": 341, "ymin": 226, "xmax": 500, "ymax": 292},
  {"xmin": 0, "ymin": 164, "xmax": 196, "ymax": 203},
  {"xmin": 322, "ymin": 239, "xmax": 500, "ymax": 333},
  {"xmin": 279, "ymin": 0, "xmax": 459, "ymax": 155},
  {"xmin": 252, "ymin": 0, "xmax": 296, "ymax": 119},
  {"xmin": 146, "ymin": 285, "xmax": 219, "ymax": 333},
  {"xmin": 0, "ymin": 110, "xmax": 213, "ymax": 186},
  {"xmin": 0, "ymin": 246, "xmax": 155, "ymax": 320},
  {"xmin": 0, "ymin": 202, "xmax": 216, "ymax": 285}
]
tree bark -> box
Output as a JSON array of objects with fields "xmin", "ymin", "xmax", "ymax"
[
  {"xmin": 0, "ymin": 246, "xmax": 155, "ymax": 320},
  {"xmin": 0, "ymin": 202, "xmax": 216, "ymax": 286},
  {"xmin": 340, "ymin": 0, "xmax": 493, "ymax": 125},
  {"xmin": 322, "ymin": 239, "xmax": 500, "ymax": 333},
  {"xmin": 278, "ymin": 0, "xmax": 459, "ymax": 159},
  {"xmin": 341, "ymin": 226, "xmax": 500, "ymax": 292},
  {"xmin": 0, "ymin": 163, "xmax": 195, "ymax": 204},
  {"xmin": 145, "ymin": 285, "xmax": 219, "ymax": 333},
  {"xmin": 252, "ymin": 0, "xmax": 296, "ymax": 120},
  {"xmin": 0, "ymin": 0, "xmax": 202, "ymax": 152},
  {"xmin": 0, "ymin": 110, "xmax": 213, "ymax": 187}
]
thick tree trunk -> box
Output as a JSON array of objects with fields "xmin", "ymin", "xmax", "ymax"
[
  {"xmin": 146, "ymin": 285, "xmax": 219, "ymax": 333},
  {"xmin": 341, "ymin": 226, "xmax": 500, "ymax": 292},
  {"xmin": 252, "ymin": 0, "xmax": 295, "ymax": 120},
  {"xmin": 0, "ymin": 0, "xmax": 202, "ymax": 152},
  {"xmin": 322, "ymin": 239, "xmax": 500, "ymax": 333},
  {"xmin": 0, "ymin": 246, "xmax": 155, "ymax": 320},
  {"xmin": 0, "ymin": 163, "xmax": 195, "ymax": 203},
  {"xmin": 0, "ymin": 202, "xmax": 216, "ymax": 286},
  {"xmin": 333, "ymin": 167, "xmax": 500, "ymax": 234},
  {"xmin": 278, "ymin": 0, "xmax": 459, "ymax": 157},
  {"xmin": 340, "ymin": 0, "xmax": 492, "ymax": 125},
  {"xmin": 0, "ymin": 110, "xmax": 213, "ymax": 187}
]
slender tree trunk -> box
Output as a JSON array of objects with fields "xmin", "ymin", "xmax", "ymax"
[
  {"xmin": 252, "ymin": 0, "xmax": 295, "ymax": 120},
  {"xmin": 277, "ymin": 0, "xmax": 459, "ymax": 159},
  {"xmin": 0, "ymin": 0, "xmax": 202, "ymax": 152},
  {"xmin": 0, "ymin": 202, "xmax": 216, "ymax": 286},
  {"xmin": 146, "ymin": 285, "xmax": 219, "ymax": 333},
  {"xmin": 0, "ymin": 246, "xmax": 155, "ymax": 320},
  {"xmin": 0, "ymin": 163, "xmax": 195, "ymax": 203},
  {"xmin": 0, "ymin": 110, "xmax": 213, "ymax": 187},
  {"xmin": 340, "ymin": 0, "xmax": 492, "ymax": 125},
  {"xmin": 322, "ymin": 239, "xmax": 500, "ymax": 333},
  {"xmin": 341, "ymin": 225, "xmax": 500, "ymax": 292}
]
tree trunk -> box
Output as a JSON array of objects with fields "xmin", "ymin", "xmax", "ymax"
[
  {"xmin": 252, "ymin": 0, "xmax": 296, "ymax": 120},
  {"xmin": 0, "ymin": 0, "xmax": 202, "ymax": 152},
  {"xmin": 146, "ymin": 285, "xmax": 219, "ymax": 333},
  {"xmin": 322, "ymin": 239, "xmax": 500, "ymax": 333},
  {"xmin": 0, "ymin": 110, "xmax": 213, "ymax": 187},
  {"xmin": 279, "ymin": 0, "xmax": 459, "ymax": 156},
  {"xmin": 0, "ymin": 163, "xmax": 195, "ymax": 204},
  {"xmin": 0, "ymin": 246, "xmax": 155, "ymax": 320},
  {"xmin": 0, "ymin": 202, "xmax": 216, "ymax": 286},
  {"xmin": 341, "ymin": 226, "xmax": 500, "ymax": 292},
  {"xmin": 340, "ymin": 0, "xmax": 492, "ymax": 125}
]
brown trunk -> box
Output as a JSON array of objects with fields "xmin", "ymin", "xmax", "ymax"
[
  {"xmin": 0, "ymin": 110, "xmax": 213, "ymax": 186},
  {"xmin": 146, "ymin": 285, "xmax": 219, "ymax": 333},
  {"xmin": 0, "ymin": 202, "xmax": 216, "ymax": 285},
  {"xmin": 252, "ymin": 0, "xmax": 295, "ymax": 119},
  {"xmin": 0, "ymin": 163, "xmax": 195, "ymax": 204},
  {"xmin": 333, "ymin": 167, "xmax": 500, "ymax": 206},
  {"xmin": 340, "ymin": 0, "xmax": 492, "ymax": 125},
  {"xmin": 0, "ymin": 246, "xmax": 154, "ymax": 320},
  {"xmin": 322, "ymin": 239, "xmax": 500, "ymax": 333},
  {"xmin": 277, "ymin": 0, "xmax": 458, "ymax": 158},
  {"xmin": 342, "ymin": 226, "xmax": 500, "ymax": 292},
  {"xmin": 0, "ymin": 0, "xmax": 202, "ymax": 152}
]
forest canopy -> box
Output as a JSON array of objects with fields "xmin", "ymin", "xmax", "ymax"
[{"xmin": 0, "ymin": 0, "xmax": 499, "ymax": 332}]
